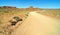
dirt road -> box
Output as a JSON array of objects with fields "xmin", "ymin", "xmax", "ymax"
[{"xmin": 11, "ymin": 12, "xmax": 60, "ymax": 35}]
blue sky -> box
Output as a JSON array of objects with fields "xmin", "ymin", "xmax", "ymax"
[{"xmin": 0, "ymin": 0, "xmax": 60, "ymax": 8}]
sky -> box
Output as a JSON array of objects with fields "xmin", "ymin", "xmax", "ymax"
[{"xmin": 0, "ymin": 0, "xmax": 60, "ymax": 8}]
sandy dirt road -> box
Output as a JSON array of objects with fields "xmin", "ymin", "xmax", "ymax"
[{"xmin": 11, "ymin": 12, "xmax": 60, "ymax": 35}]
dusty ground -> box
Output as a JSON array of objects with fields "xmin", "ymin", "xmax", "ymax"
[
  {"xmin": 0, "ymin": 7, "xmax": 60, "ymax": 35},
  {"xmin": 11, "ymin": 12, "xmax": 60, "ymax": 35}
]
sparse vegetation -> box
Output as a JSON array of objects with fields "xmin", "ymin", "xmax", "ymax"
[
  {"xmin": 38, "ymin": 9, "xmax": 60, "ymax": 18},
  {"xmin": 0, "ymin": 6, "xmax": 60, "ymax": 35}
]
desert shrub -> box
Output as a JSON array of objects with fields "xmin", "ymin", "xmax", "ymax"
[
  {"xmin": 0, "ymin": 20, "xmax": 3, "ymax": 25},
  {"xmin": 13, "ymin": 16, "xmax": 22, "ymax": 21}
]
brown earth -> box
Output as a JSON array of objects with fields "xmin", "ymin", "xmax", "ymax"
[
  {"xmin": 11, "ymin": 12, "xmax": 60, "ymax": 35},
  {"xmin": 0, "ymin": 6, "xmax": 60, "ymax": 35}
]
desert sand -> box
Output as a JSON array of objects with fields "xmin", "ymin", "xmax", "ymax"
[{"xmin": 11, "ymin": 12, "xmax": 60, "ymax": 35}]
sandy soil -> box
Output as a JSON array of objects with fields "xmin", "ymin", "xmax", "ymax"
[{"xmin": 11, "ymin": 12, "xmax": 60, "ymax": 35}]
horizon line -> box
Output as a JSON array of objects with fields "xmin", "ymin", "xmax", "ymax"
[{"xmin": 0, "ymin": 6, "xmax": 60, "ymax": 9}]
